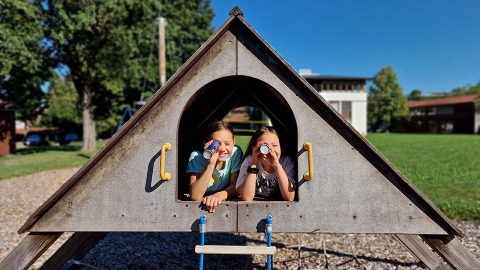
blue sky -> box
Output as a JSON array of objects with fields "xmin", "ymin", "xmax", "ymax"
[{"xmin": 210, "ymin": 0, "xmax": 480, "ymax": 94}]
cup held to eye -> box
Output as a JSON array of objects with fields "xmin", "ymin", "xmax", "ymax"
[{"xmin": 260, "ymin": 144, "xmax": 270, "ymax": 154}]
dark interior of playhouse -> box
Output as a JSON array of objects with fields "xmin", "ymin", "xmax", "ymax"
[{"xmin": 177, "ymin": 75, "xmax": 298, "ymax": 201}]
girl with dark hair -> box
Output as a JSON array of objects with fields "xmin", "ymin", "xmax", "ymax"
[
  {"xmin": 186, "ymin": 120, "xmax": 243, "ymax": 212},
  {"xmin": 236, "ymin": 126, "xmax": 296, "ymax": 201}
]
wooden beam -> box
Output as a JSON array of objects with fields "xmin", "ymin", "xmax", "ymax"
[
  {"xmin": 0, "ymin": 232, "xmax": 61, "ymax": 270},
  {"xmin": 422, "ymin": 235, "xmax": 480, "ymax": 270},
  {"xmin": 39, "ymin": 232, "xmax": 107, "ymax": 270},
  {"xmin": 195, "ymin": 245, "xmax": 276, "ymax": 255},
  {"xmin": 395, "ymin": 234, "xmax": 449, "ymax": 270}
]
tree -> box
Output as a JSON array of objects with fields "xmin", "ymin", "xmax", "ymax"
[
  {"xmin": 37, "ymin": 0, "xmax": 214, "ymax": 151},
  {"xmin": 368, "ymin": 65, "xmax": 410, "ymax": 132},
  {"xmin": 451, "ymin": 82, "xmax": 480, "ymax": 96},
  {"xmin": 41, "ymin": 75, "xmax": 82, "ymax": 132},
  {"xmin": 408, "ymin": 89, "xmax": 423, "ymax": 101},
  {"xmin": 0, "ymin": 1, "xmax": 51, "ymax": 125}
]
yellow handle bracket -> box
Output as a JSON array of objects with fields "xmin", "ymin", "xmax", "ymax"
[
  {"xmin": 160, "ymin": 143, "xmax": 172, "ymax": 180},
  {"xmin": 303, "ymin": 142, "xmax": 314, "ymax": 181}
]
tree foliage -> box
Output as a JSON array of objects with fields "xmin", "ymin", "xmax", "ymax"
[
  {"xmin": 0, "ymin": 1, "xmax": 51, "ymax": 124},
  {"xmin": 408, "ymin": 89, "xmax": 423, "ymax": 101},
  {"xmin": 41, "ymin": 75, "xmax": 82, "ymax": 132},
  {"xmin": 2, "ymin": 1, "xmax": 214, "ymax": 150},
  {"xmin": 37, "ymin": 0, "xmax": 214, "ymax": 151},
  {"xmin": 451, "ymin": 82, "xmax": 480, "ymax": 96},
  {"xmin": 368, "ymin": 65, "xmax": 410, "ymax": 132}
]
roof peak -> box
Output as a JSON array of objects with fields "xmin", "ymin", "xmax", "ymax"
[{"xmin": 229, "ymin": 6, "xmax": 243, "ymax": 17}]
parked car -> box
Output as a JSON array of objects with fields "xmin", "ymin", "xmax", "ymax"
[
  {"xmin": 64, "ymin": 133, "xmax": 81, "ymax": 142},
  {"xmin": 59, "ymin": 133, "xmax": 81, "ymax": 145},
  {"xmin": 23, "ymin": 134, "xmax": 43, "ymax": 146}
]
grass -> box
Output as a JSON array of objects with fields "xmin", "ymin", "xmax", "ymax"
[
  {"xmin": 366, "ymin": 133, "xmax": 480, "ymax": 222},
  {"xmin": 235, "ymin": 135, "xmax": 251, "ymax": 152},
  {"xmin": 1, "ymin": 134, "xmax": 478, "ymax": 222},
  {"xmin": 0, "ymin": 142, "xmax": 103, "ymax": 180}
]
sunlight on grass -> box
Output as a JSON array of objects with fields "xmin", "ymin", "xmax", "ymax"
[
  {"xmin": 235, "ymin": 135, "xmax": 251, "ymax": 152},
  {"xmin": 0, "ymin": 142, "xmax": 103, "ymax": 180},
  {"xmin": 366, "ymin": 133, "xmax": 480, "ymax": 222}
]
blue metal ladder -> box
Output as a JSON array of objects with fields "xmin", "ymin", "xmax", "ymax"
[{"xmin": 195, "ymin": 215, "xmax": 275, "ymax": 270}]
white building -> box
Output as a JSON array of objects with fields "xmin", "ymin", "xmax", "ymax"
[{"xmin": 300, "ymin": 69, "xmax": 370, "ymax": 135}]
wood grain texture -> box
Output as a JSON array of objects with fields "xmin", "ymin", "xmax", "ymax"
[
  {"xmin": 0, "ymin": 233, "xmax": 61, "ymax": 270},
  {"xmin": 423, "ymin": 235, "xmax": 480, "ymax": 270},
  {"xmin": 395, "ymin": 234, "xmax": 449, "ymax": 270}
]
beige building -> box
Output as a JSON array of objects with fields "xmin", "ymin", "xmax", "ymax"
[{"xmin": 300, "ymin": 69, "xmax": 370, "ymax": 135}]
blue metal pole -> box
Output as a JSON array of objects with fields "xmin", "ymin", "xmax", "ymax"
[
  {"xmin": 199, "ymin": 215, "xmax": 206, "ymax": 270},
  {"xmin": 266, "ymin": 215, "xmax": 273, "ymax": 270}
]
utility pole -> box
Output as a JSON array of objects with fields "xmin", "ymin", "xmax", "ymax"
[{"xmin": 158, "ymin": 17, "xmax": 166, "ymax": 87}]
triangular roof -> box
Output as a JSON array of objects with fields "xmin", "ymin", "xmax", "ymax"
[{"xmin": 19, "ymin": 6, "xmax": 460, "ymax": 237}]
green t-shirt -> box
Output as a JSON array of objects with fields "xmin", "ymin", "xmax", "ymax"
[{"xmin": 186, "ymin": 145, "xmax": 243, "ymax": 193}]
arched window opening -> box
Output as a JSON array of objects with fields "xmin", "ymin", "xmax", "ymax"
[{"xmin": 177, "ymin": 76, "xmax": 298, "ymax": 202}]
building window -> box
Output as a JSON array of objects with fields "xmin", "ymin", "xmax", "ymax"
[
  {"xmin": 411, "ymin": 108, "xmax": 425, "ymax": 116},
  {"xmin": 412, "ymin": 106, "xmax": 453, "ymax": 116},
  {"xmin": 436, "ymin": 106, "xmax": 454, "ymax": 115},
  {"xmin": 329, "ymin": 101, "xmax": 352, "ymax": 123},
  {"xmin": 341, "ymin": 101, "xmax": 352, "ymax": 122},
  {"xmin": 439, "ymin": 121, "xmax": 454, "ymax": 133}
]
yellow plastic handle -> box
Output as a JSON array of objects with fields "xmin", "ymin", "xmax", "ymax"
[
  {"xmin": 160, "ymin": 143, "xmax": 172, "ymax": 180},
  {"xmin": 303, "ymin": 142, "xmax": 314, "ymax": 181}
]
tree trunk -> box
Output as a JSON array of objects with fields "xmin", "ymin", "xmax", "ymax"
[{"xmin": 80, "ymin": 84, "xmax": 97, "ymax": 152}]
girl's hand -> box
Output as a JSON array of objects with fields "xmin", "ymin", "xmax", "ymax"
[
  {"xmin": 202, "ymin": 194, "xmax": 223, "ymax": 213},
  {"xmin": 204, "ymin": 140, "xmax": 219, "ymax": 164},
  {"xmin": 250, "ymin": 141, "xmax": 264, "ymax": 164},
  {"xmin": 262, "ymin": 142, "xmax": 280, "ymax": 167}
]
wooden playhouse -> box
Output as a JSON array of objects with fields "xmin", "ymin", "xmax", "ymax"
[{"xmin": 1, "ymin": 7, "xmax": 479, "ymax": 270}]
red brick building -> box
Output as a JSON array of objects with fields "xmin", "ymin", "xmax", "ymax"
[
  {"xmin": 407, "ymin": 95, "xmax": 480, "ymax": 134},
  {"xmin": 0, "ymin": 99, "xmax": 16, "ymax": 156}
]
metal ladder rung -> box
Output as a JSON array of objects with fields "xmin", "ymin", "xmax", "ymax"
[
  {"xmin": 197, "ymin": 215, "xmax": 274, "ymax": 270},
  {"xmin": 195, "ymin": 245, "xmax": 276, "ymax": 255}
]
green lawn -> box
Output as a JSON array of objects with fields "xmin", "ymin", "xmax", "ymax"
[
  {"xmin": 235, "ymin": 135, "xmax": 251, "ymax": 153},
  {"xmin": 0, "ymin": 142, "xmax": 102, "ymax": 180},
  {"xmin": 366, "ymin": 133, "xmax": 480, "ymax": 222},
  {"xmin": 1, "ymin": 134, "xmax": 478, "ymax": 222}
]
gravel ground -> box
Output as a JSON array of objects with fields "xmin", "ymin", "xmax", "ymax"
[{"xmin": 0, "ymin": 168, "xmax": 478, "ymax": 269}]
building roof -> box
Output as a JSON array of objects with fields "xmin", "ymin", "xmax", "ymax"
[
  {"xmin": 302, "ymin": 74, "xmax": 373, "ymax": 81},
  {"xmin": 409, "ymin": 94, "xmax": 479, "ymax": 108},
  {"xmin": 299, "ymin": 69, "xmax": 372, "ymax": 81}
]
